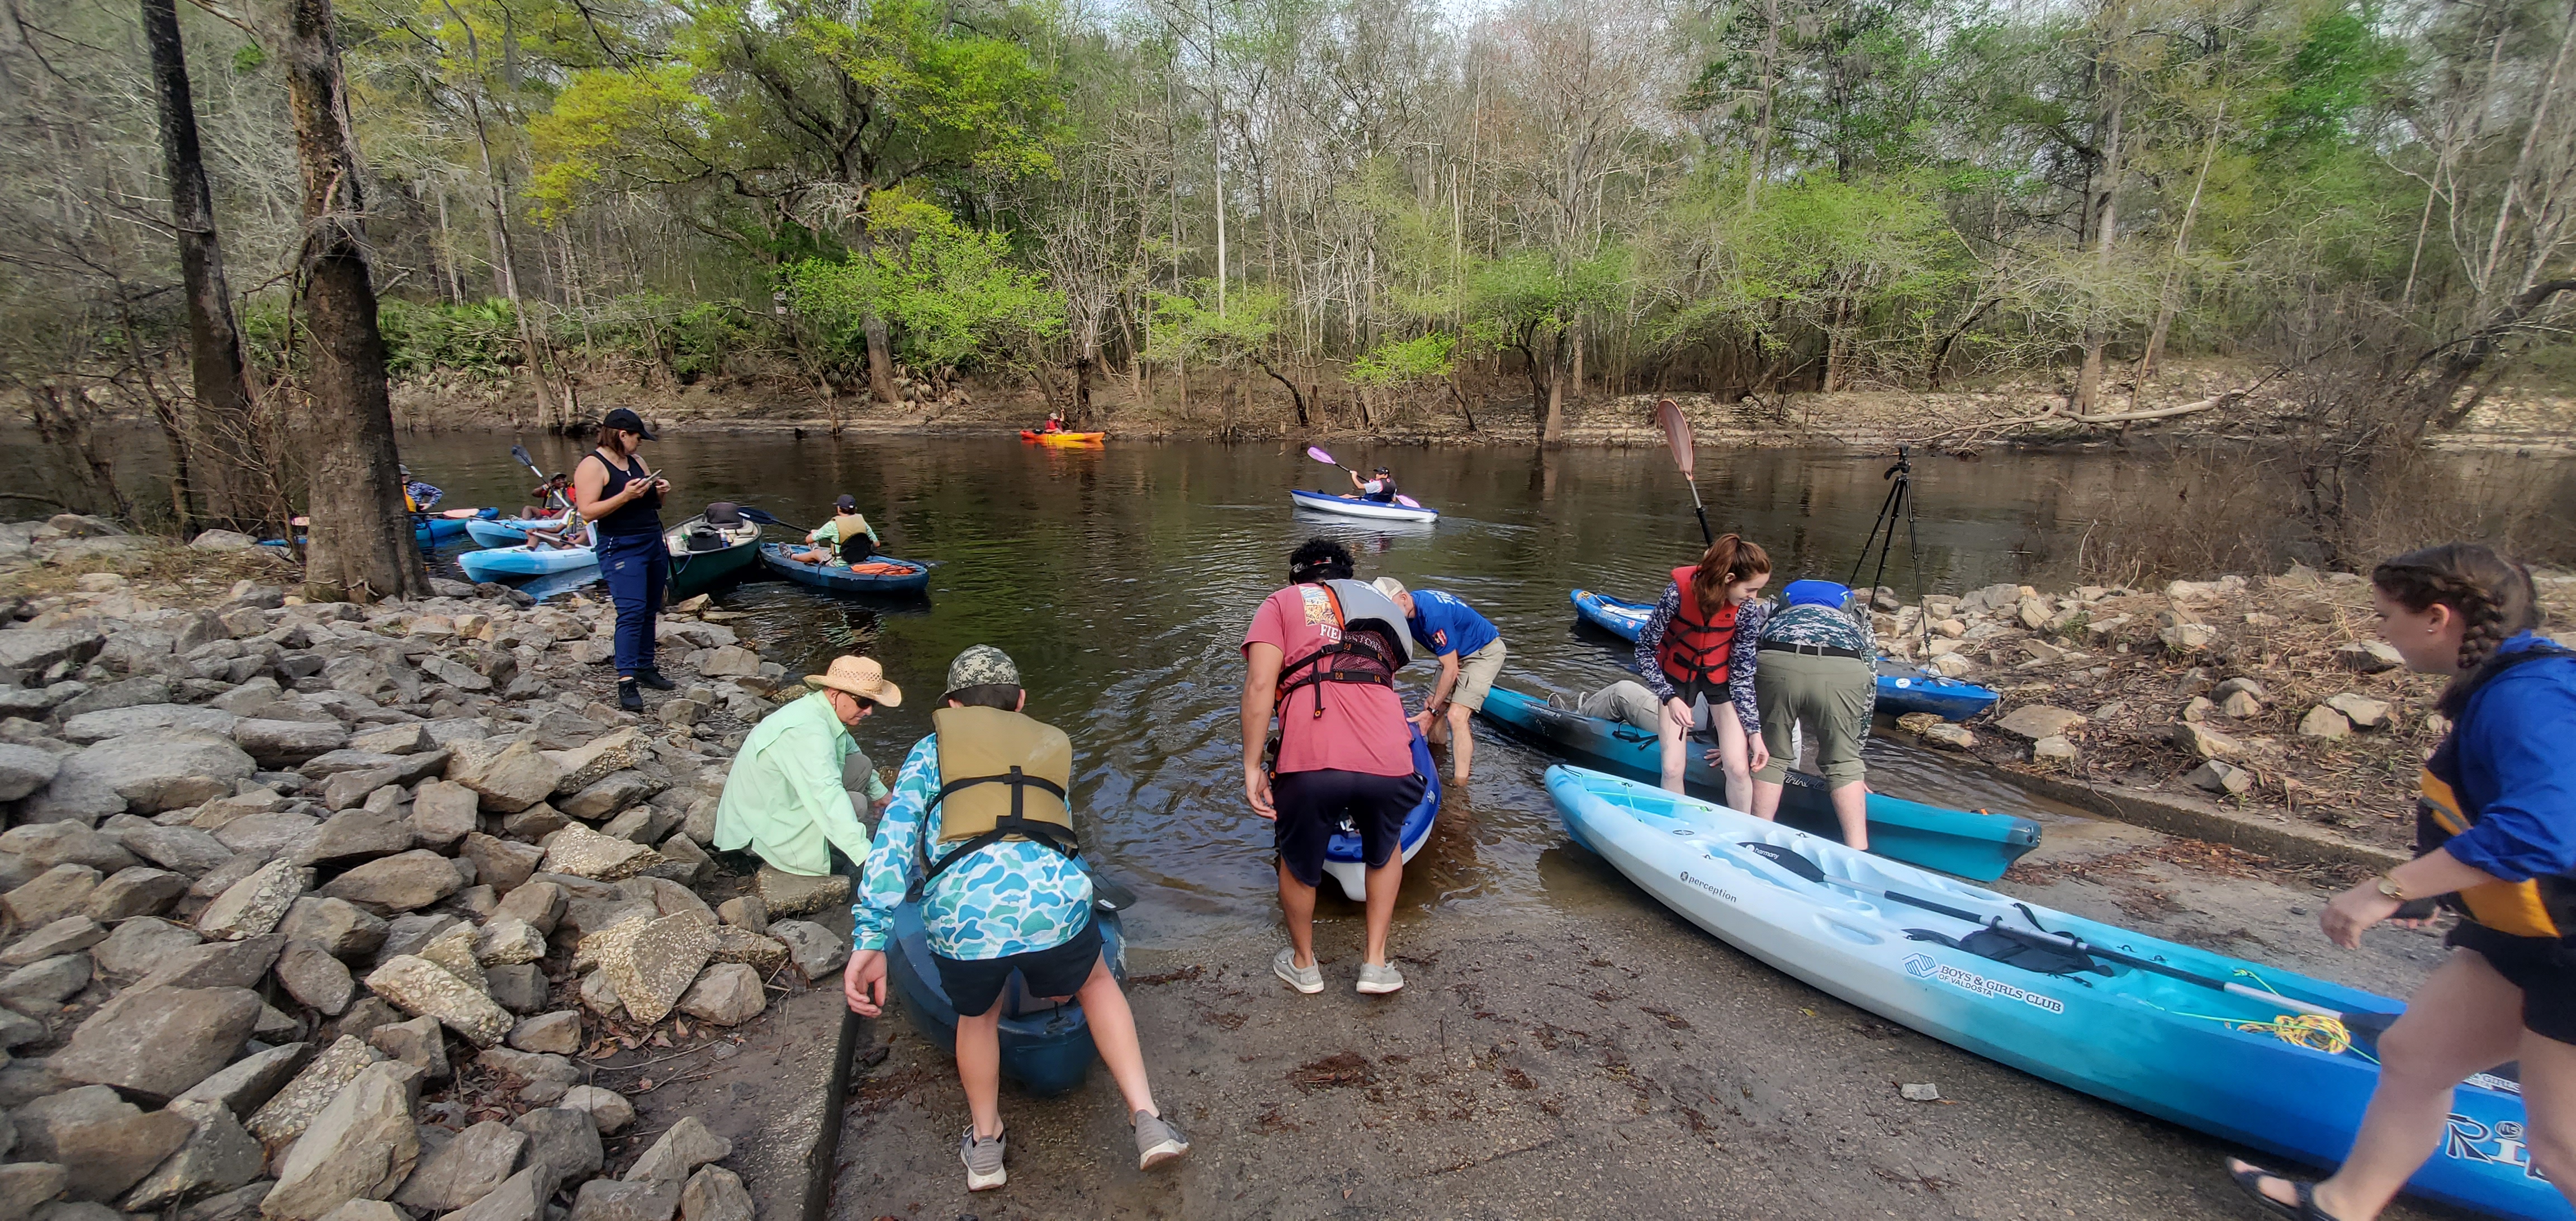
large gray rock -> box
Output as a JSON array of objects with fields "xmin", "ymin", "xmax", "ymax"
[
  {"xmin": 472, "ymin": 1049, "xmax": 577, "ymax": 1105},
  {"xmin": 541, "ymin": 827, "xmax": 662, "ymax": 882},
  {"xmin": 171, "ymin": 1041, "xmax": 313, "ymax": 1118},
  {"xmin": 483, "ymin": 964, "xmax": 547, "ymax": 1015},
  {"xmin": 1, "ymin": 867, "xmax": 100, "ymax": 928},
  {"xmin": 82, "ymin": 867, "xmax": 187, "ymax": 921},
  {"xmin": 0, "ymin": 826, "xmax": 136, "ymax": 874},
  {"xmin": 196, "ymin": 861, "xmax": 309, "ymax": 941},
  {"xmin": 175, "ymin": 1180, "xmax": 272, "ymax": 1221},
  {"xmin": 567, "ymin": 1177, "xmax": 678, "ymax": 1221},
  {"xmin": 316, "ymin": 852, "xmax": 458, "ymax": 913},
  {"xmin": 2, "ymin": 917, "xmax": 106, "ymax": 970},
  {"xmin": 505, "ymin": 1011, "xmax": 580, "ymax": 1056},
  {"xmin": 750, "ymin": 868, "xmax": 848, "ymax": 919},
  {"xmin": 258, "ymin": 1062, "xmax": 421, "ymax": 1221},
  {"xmin": 406, "ymin": 781, "xmax": 477, "ymax": 850},
  {"xmin": 245, "ymin": 1037, "xmax": 383, "ymax": 1151},
  {"xmin": 473, "ymin": 920, "xmax": 546, "ymax": 967},
  {"xmin": 2171, "ymin": 720, "xmax": 2243, "ymax": 760},
  {"xmin": 212, "ymin": 813, "xmax": 322, "ymax": 863},
  {"xmin": 506, "ymin": 1108, "xmax": 600, "ymax": 1186},
  {"xmin": 228, "ymin": 722, "xmax": 348, "ymax": 770},
  {"xmin": 52, "ymin": 986, "xmax": 263, "ymax": 1105},
  {"xmin": 456, "ymin": 836, "xmax": 542, "ymax": 896},
  {"xmin": 0, "ymin": 1162, "xmax": 69, "ymax": 1221},
  {"xmin": 558, "ymin": 1085, "xmax": 632, "ymax": 1135},
  {"xmin": 417, "ymin": 925, "xmax": 485, "ymax": 993},
  {"xmin": 115, "ymin": 825, "xmax": 234, "ymax": 877},
  {"xmin": 288, "ymin": 811, "xmax": 410, "ymax": 869},
  {"xmin": 54, "ymin": 732, "xmax": 256, "ymax": 816},
  {"xmin": 274, "ymin": 943, "xmax": 355, "ymax": 1015},
  {"xmin": 362, "ymin": 957, "xmax": 511, "ymax": 1047},
  {"xmin": 345, "ymin": 725, "xmax": 428, "ymax": 757},
  {"xmin": 389, "ymin": 1119, "xmax": 523, "ymax": 1213},
  {"xmin": 678, "ymin": 1167, "xmax": 750, "ymax": 1221},
  {"xmin": 0, "ymin": 953, "xmax": 90, "ymax": 1014},
  {"xmin": 376, "ymin": 915, "xmax": 461, "ymax": 962},
  {"xmin": 55, "ymin": 676, "xmax": 176, "ymax": 721},
  {"xmin": 89, "ymin": 919, "xmax": 201, "ymax": 983},
  {"xmin": 439, "ymin": 1167, "xmax": 549, "ymax": 1221},
  {"xmin": 0, "ymin": 742, "xmax": 63, "ymax": 802},
  {"xmin": 767, "ymin": 920, "xmax": 845, "ymax": 983},
  {"xmin": 446, "ymin": 743, "xmax": 562, "ymax": 815},
  {"xmin": 492, "ymin": 882, "xmax": 565, "ymax": 935},
  {"xmin": 275, "ymin": 899, "xmax": 386, "ymax": 960},
  {"xmin": 129, "ymin": 935, "xmax": 283, "ymax": 992},
  {"xmin": 61, "ymin": 707, "xmax": 236, "ymax": 747},
  {"xmin": 622, "ymin": 1118, "xmax": 728, "ymax": 1186},
  {"xmin": 558, "ymin": 773, "xmax": 656, "ymax": 823},
  {"xmin": 119, "ymin": 1101, "xmax": 264, "ymax": 1211},
  {"xmin": 13, "ymin": 1085, "xmax": 194, "ymax": 1201},
  {"xmin": 586, "ymin": 915, "xmax": 713, "ymax": 1026},
  {"xmin": 0, "ymin": 630, "xmax": 105, "ymax": 679},
  {"xmin": 1994, "ymin": 704, "xmax": 2087, "ymax": 741},
  {"xmin": 362, "ymin": 1015, "xmax": 447, "ymax": 1082},
  {"xmin": 542, "ymin": 730, "xmax": 645, "ymax": 796},
  {"xmin": 674, "ymin": 963, "xmax": 763, "ymax": 1028},
  {"xmin": 292, "ymin": 752, "xmax": 402, "ymax": 780}
]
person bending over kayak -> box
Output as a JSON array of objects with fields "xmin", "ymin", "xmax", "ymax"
[
  {"xmin": 1349, "ymin": 466, "xmax": 1399, "ymax": 503},
  {"xmin": 712, "ymin": 655, "xmax": 900, "ymax": 883},
  {"xmin": 1748, "ymin": 580, "xmax": 1877, "ymax": 850},
  {"xmin": 845, "ymin": 646, "xmax": 1188, "ymax": 1192},
  {"xmin": 791, "ymin": 494, "xmax": 880, "ymax": 566},
  {"xmin": 1578, "ymin": 679, "xmax": 1663, "ymax": 730},
  {"xmin": 1635, "ymin": 533, "xmax": 1773, "ymax": 806},
  {"xmin": 1243, "ymin": 538, "xmax": 1423, "ymax": 997},
  {"xmin": 1372, "ymin": 577, "xmax": 1504, "ymax": 785},
  {"xmin": 2228, "ymin": 543, "xmax": 2576, "ymax": 1221}
]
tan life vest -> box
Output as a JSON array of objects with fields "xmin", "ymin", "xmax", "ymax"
[
  {"xmin": 915, "ymin": 706, "xmax": 1078, "ymax": 895},
  {"xmin": 832, "ymin": 512, "xmax": 873, "ymax": 543}
]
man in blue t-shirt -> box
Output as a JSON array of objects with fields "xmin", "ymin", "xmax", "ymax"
[{"xmin": 1372, "ymin": 578, "xmax": 1506, "ymax": 784}]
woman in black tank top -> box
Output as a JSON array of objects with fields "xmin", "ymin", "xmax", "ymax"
[{"xmin": 575, "ymin": 409, "xmax": 674, "ymax": 709}]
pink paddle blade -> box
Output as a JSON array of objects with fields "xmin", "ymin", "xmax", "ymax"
[
  {"xmin": 1655, "ymin": 398, "xmax": 1696, "ymax": 480},
  {"xmin": 1395, "ymin": 495, "xmax": 1425, "ymax": 509},
  {"xmin": 1305, "ymin": 446, "xmax": 1339, "ymax": 466}
]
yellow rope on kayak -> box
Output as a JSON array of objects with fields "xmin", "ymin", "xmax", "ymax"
[{"xmin": 2233, "ymin": 1012, "xmax": 2356, "ymax": 1056}]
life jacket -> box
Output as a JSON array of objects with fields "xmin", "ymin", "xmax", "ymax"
[
  {"xmin": 2416, "ymin": 643, "xmax": 2576, "ymax": 938},
  {"xmin": 1273, "ymin": 579, "xmax": 1412, "ymax": 724},
  {"xmin": 1655, "ymin": 565, "xmax": 1741, "ymax": 694},
  {"xmin": 912, "ymin": 705, "xmax": 1078, "ymax": 898},
  {"xmin": 832, "ymin": 512, "xmax": 873, "ymax": 542}
]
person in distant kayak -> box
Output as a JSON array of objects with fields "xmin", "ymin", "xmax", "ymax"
[
  {"xmin": 1041, "ymin": 410, "xmax": 1067, "ymax": 433},
  {"xmin": 791, "ymin": 494, "xmax": 880, "ymax": 566},
  {"xmin": 1747, "ymin": 580, "xmax": 1877, "ymax": 850},
  {"xmin": 1242, "ymin": 538, "xmax": 1422, "ymax": 997},
  {"xmin": 712, "ymin": 655, "xmax": 901, "ymax": 881},
  {"xmin": 845, "ymin": 646, "xmax": 1189, "ymax": 1192},
  {"xmin": 1578, "ymin": 679, "xmax": 1662, "ymax": 730},
  {"xmin": 1372, "ymin": 577, "xmax": 1504, "ymax": 785},
  {"xmin": 400, "ymin": 466, "xmax": 442, "ymax": 514},
  {"xmin": 1350, "ymin": 466, "xmax": 1399, "ymax": 503},
  {"xmin": 574, "ymin": 407, "xmax": 673, "ymax": 712},
  {"xmin": 518, "ymin": 474, "xmax": 573, "ymax": 520},
  {"xmin": 1635, "ymin": 533, "xmax": 1773, "ymax": 807},
  {"xmin": 2229, "ymin": 544, "xmax": 2576, "ymax": 1221}
]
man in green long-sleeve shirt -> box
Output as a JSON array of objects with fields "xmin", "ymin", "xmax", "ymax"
[{"xmin": 713, "ymin": 655, "xmax": 903, "ymax": 878}]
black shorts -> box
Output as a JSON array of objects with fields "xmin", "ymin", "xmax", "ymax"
[
  {"xmin": 2450, "ymin": 921, "xmax": 2576, "ymax": 1045},
  {"xmin": 933, "ymin": 915, "xmax": 1102, "ymax": 1018},
  {"xmin": 1273, "ymin": 768, "xmax": 1425, "ymax": 889}
]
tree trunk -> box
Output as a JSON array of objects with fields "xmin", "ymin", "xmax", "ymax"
[
  {"xmin": 1541, "ymin": 328, "xmax": 1568, "ymax": 445},
  {"xmin": 143, "ymin": 0, "xmax": 263, "ymax": 532},
  {"xmin": 465, "ymin": 90, "xmax": 555, "ymax": 431},
  {"xmin": 284, "ymin": 0, "xmax": 426, "ymax": 602},
  {"xmin": 2073, "ymin": 91, "xmax": 2124, "ymax": 416},
  {"xmin": 2142, "ymin": 102, "xmax": 2223, "ymax": 383},
  {"xmin": 850, "ymin": 209, "xmax": 900, "ymax": 406},
  {"xmin": 1073, "ymin": 354, "xmax": 1095, "ymax": 427}
]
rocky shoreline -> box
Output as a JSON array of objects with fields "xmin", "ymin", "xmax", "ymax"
[{"xmin": 0, "ymin": 515, "xmax": 856, "ymax": 1221}]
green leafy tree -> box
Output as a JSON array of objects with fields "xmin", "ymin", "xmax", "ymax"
[{"xmin": 783, "ymin": 192, "xmax": 1065, "ymax": 401}]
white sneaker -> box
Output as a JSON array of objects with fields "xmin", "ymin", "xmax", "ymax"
[
  {"xmin": 1356, "ymin": 961, "xmax": 1405, "ymax": 995},
  {"xmin": 959, "ymin": 1126, "xmax": 1006, "ymax": 1191},
  {"xmin": 1133, "ymin": 1110, "xmax": 1190, "ymax": 1170},
  {"xmin": 1273, "ymin": 948, "xmax": 1323, "ymax": 995}
]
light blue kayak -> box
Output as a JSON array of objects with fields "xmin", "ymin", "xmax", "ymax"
[
  {"xmin": 457, "ymin": 543, "xmax": 598, "ymax": 583},
  {"xmin": 465, "ymin": 516, "xmax": 570, "ymax": 547},
  {"xmin": 1480, "ymin": 686, "xmax": 2036, "ymax": 880},
  {"xmin": 1569, "ymin": 588, "xmax": 2002, "ymax": 721},
  {"xmin": 886, "ymin": 901, "xmax": 1126, "ymax": 1096},
  {"xmin": 1548, "ymin": 765, "xmax": 2563, "ymax": 1220}
]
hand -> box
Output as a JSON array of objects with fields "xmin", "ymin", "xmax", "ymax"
[
  {"xmin": 1410, "ymin": 709, "xmax": 1436, "ymax": 733},
  {"xmin": 1664, "ymin": 698, "xmax": 1694, "ymax": 731},
  {"xmin": 1246, "ymin": 765, "xmax": 1276, "ymax": 820},
  {"xmin": 652, "ymin": 477, "xmax": 671, "ymax": 495},
  {"xmin": 2321, "ymin": 882, "xmax": 2406, "ymax": 949},
  {"xmin": 1748, "ymin": 735, "xmax": 1772, "ymax": 775},
  {"xmin": 844, "ymin": 949, "xmax": 887, "ymax": 1016}
]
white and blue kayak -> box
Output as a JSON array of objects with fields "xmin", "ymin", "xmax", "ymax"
[
  {"xmin": 1319, "ymin": 728, "xmax": 1443, "ymax": 901},
  {"xmin": 1548, "ymin": 765, "xmax": 2564, "ymax": 1220},
  {"xmin": 1290, "ymin": 489, "xmax": 1439, "ymax": 523},
  {"xmin": 464, "ymin": 515, "xmax": 570, "ymax": 547},
  {"xmin": 457, "ymin": 542, "xmax": 598, "ymax": 583}
]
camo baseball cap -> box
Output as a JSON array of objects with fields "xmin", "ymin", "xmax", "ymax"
[{"xmin": 945, "ymin": 645, "xmax": 1020, "ymax": 694}]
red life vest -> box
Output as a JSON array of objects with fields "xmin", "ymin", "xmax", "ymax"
[{"xmin": 1655, "ymin": 565, "xmax": 1740, "ymax": 693}]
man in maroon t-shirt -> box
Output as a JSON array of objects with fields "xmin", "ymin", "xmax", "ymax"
[{"xmin": 1241, "ymin": 538, "xmax": 1423, "ymax": 996}]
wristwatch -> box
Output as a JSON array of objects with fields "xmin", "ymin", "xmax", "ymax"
[{"xmin": 2375, "ymin": 874, "xmax": 2408, "ymax": 901}]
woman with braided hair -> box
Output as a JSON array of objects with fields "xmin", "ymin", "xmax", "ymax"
[{"xmin": 2229, "ymin": 543, "xmax": 2576, "ymax": 1220}]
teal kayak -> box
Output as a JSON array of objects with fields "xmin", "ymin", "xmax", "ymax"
[
  {"xmin": 1569, "ymin": 588, "xmax": 2002, "ymax": 721},
  {"xmin": 1481, "ymin": 685, "xmax": 2037, "ymax": 880},
  {"xmin": 1549, "ymin": 764, "xmax": 2563, "ymax": 1220},
  {"xmin": 457, "ymin": 542, "xmax": 598, "ymax": 582}
]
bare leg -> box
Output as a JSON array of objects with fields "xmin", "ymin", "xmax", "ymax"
[
  {"xmin": 1446, "ymin": 702, "xmax": 1475, "ymax": 784},
  {"xmin": 2514, "ymin": 1026, "xmax": 2576, "ymax": 1202},
  {"xmin": 2232, "ymin": 949, "xmax": 2525, "ymax": 1218},
  {"xmin": 1277, "ymin": 859, "xmax": 1318, "ymax": 970},
  {"xmin": 1827, "ymin": 779, "xmax": 1868, "ymax": 850},
  {"xmin": 1749, "ymin": 779, "xmax": 1784, "ymax": 820},
  {"xmin": 1069, "ymin": 959, "xmax": 1162, "ymax": 1118},
  {"xmin": 955, "ymin": 1001, "xmax": 1006, "ymax": 1140},
  {"xmin": 1712, "ymin": 714, "xmax": 1755, "ymax": 812},
  {"xmin": 1362, "ymin": 855, "xmax": 1401, "ymax": 966},
  {"xmin": 1658, "ymin": 698, "xmax": 1690, "ymax": 793}
]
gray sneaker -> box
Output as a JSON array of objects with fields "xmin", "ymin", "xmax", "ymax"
[
  {"xmin": 1133, "ymin": 1109, "xmax": 1190, "ymax": 1170},
  {"xmin": 1356, "ymin": 961, "xmax": 1405, "ymax": 995},
  {"xmin": 959, "ymin": 1126, "xmax": 1006, "ymax": 1191},
  {"xmin": 1273, "ymin": 948, "xmax": 1323, "ymax": 995}
]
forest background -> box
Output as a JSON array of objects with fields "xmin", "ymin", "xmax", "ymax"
[{"xmin": 4, "ymin": 0, "xmax": 2576, "ymax": 584}]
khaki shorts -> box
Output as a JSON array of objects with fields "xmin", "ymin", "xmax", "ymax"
[
  {"xmin": 1448, "ymin": 639, "xmax": 1508, "ymax": 712},
  {"xmin": 1751, "ymin": 649, "xmax": 1874, "ymax": 786}
]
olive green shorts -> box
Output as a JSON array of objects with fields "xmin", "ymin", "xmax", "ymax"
[
  {"xmin": 1448, "ymin": 639, "xmax": 1507, "ymax": 712},
  {"xmin": 1751, "ymin": 650, "xmax": 1875, "ymax": 786}
]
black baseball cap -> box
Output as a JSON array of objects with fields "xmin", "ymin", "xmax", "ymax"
[
  {"xmin": 600, "ymin": 408, "xmax": 656, "ymax": 439},
  {"xmin": 835, "ymin": 494, "xmax": 857, "ymax": 512}
]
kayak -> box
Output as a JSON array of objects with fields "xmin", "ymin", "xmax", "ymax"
[
  {"xmin": 1569, "ymin": 589, "xmax": 2002, "ymax": 722},
  {"xmin": 258, "ymin": 507, "xmax": 497, "ymax": 551},
  {"xmin": 1289, "ymin": 489, "xmax": 1439, "ymax": 523},
  {"xmin": 664, "ymin": 512, "xmax": 763, "ymax": 602},
  {"xmin": 1020, "ymin": 430, "xmax": 1106, "ymax": 446},
  {"xmin": 886, "ymin": 900, "xmax": 1127, "ymax": 1096},
  {"xmin": 1320, "ymin": 728, "xmax": 1444, "ymax": 902},
  {"xmin": 1547, "ymin": 765, "xmax": 2563, "ymax": 1220},
  {"xmin": 1478, "ymin": 686, "xmax": 2037, "ymax": 880},
  {"xmin": 465, "ymin": 516, "xmax": 569, "ymax": 547},
  {"xmin": 457, "ymin": 542, "xmax": 598, "ymax": 582},
  {"xmin": 756, "ymin": 542, "xmax": 931, "ymax": 594}
]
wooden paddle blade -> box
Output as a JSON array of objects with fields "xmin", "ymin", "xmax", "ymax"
[{"xmin": 1655, "ymin": 397, "xmax": 1696, "ymax": 480}]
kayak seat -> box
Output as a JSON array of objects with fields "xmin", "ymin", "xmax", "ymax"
[
  {"xmin": 682, "ymin": 526, "xmax": 727, "ymax": 553},
  {"xmin": 1905, "ymin": 926, "xmax": 2112, "ymax": 977}
]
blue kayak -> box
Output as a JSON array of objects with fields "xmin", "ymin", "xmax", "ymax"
[
  {"xmin": 756, "ymin": 542, "xmax": 931, "ymax": 593},
  {"xmin": 464, "ymin": 515, "xmax": 571, "ymax": 547},
  {"xmin": 457, "ymin": 543, "xmax": 598, "ymax": 583},
  {"xmin": 1320, "ymin": 728, "xmax": 1443, "ymax": 901},
  {"xmin": 1569, "ymin": 588, "xmax": 2001, "ymax": 722},
  {"xmin": 886, "ymin": 900, "xmax": 1125, "ymax": 1096},
  {"xmin": 258, "ymin": 508, "xmax": 496, "ymax": 551},
  {"xmin": 1549, "ymin": 765, "xmax": 2564, "ymax": 1220},
  {"xmin": 1479, "ymin": 686, "xmax": 2037, "ymax": 880}
]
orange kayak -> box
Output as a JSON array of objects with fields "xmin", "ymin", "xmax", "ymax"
[{"xmin": 1020, "ymin": 430, "xmax": 1106, "ymax": 445}]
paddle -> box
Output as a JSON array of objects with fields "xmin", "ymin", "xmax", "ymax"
[
  {"xmin": 1087, "ymin": 867, "xmax": 1139, "ymax": 912},
  {"xmin": 510, "ymin": 443, "xmax": 572, "ymax": 518},
  {"xmin": 1740, "ymin": 840, "xmax": 2400, "ymax": 1040},
  {"xmin": 734, "ymin": 507, "xmax": 785, "ymax": 528},
  {"xmin": 1303, "ymin": 445, "xmax": 1427, "ymax": 510},
  {"xmin": 1654, "ymin": 398, "xmax": 1714, "ymax": 546}
]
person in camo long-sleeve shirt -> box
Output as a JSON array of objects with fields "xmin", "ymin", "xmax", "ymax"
[{"xmin": 1633, "ymin": 534, "xmax": 1773, "ymax": 807}]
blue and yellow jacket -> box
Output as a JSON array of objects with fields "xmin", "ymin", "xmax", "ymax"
[{"xmin": 2418, "ymin": 632, "xmax": 2576, "ymax": 938}]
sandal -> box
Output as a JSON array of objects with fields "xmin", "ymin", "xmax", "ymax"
[{"xmin": 2225, "ymin": 1161, "xmax": 2346, "ymax": 1220}]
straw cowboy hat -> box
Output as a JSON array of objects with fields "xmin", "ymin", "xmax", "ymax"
[{"xmin": 803, "ymin": 655, "xmax": 902, "ymax": 706}]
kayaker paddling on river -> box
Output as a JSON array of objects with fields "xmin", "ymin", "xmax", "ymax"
[
  {"xmin": 573, "ymin": 408, "xmax": 672, "ymax": 712},
  {"xmin": 2228, "ymin": 543, "xmax": 2576, "ymax": 1221},
  {"xmin": 1635, "ymin": 533, "xmax": 1773, "ymax": 806},
  {"xmin": 845, "ymin": 646, "xmax": 1188, "ymax": 1192},
  {"xmin": 1243, "ymin": 538, "xmax": 1423, "ymax": 996},
  {"xmin": 1748, "ymin": 579, "xmax": 1877, "ymax": 849},
  {"xmin": 1351, "ymin": 465, "xmax": 1398, "ymax": 503},
  {"xmin": 791, "ymin": 494, "xmax": 880, "ymax": 566},
  {"xmin": 1372, "ymin": 577, "xmax": 1505, "ymax": 785}
]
